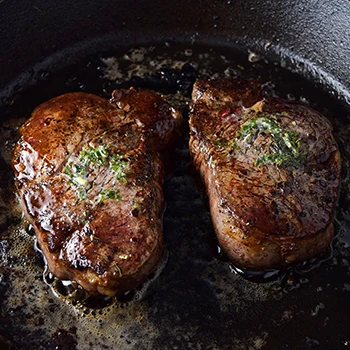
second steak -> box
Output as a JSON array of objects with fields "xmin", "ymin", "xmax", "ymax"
[{"xmin": 189, "ymin": 78, "xmax": 341, "ymax": 270}]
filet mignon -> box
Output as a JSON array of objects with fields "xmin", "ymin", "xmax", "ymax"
[
  {"xmin": 12, "ymin": 89, "xmax": 182, "ymax": 296},
  {"xmin": 189, "ymin": 78, "xmax": 341, "ymax": 269}
]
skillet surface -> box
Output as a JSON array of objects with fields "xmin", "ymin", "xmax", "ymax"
[{"xmin": 0, "ymin": 43, "xmax": 349, "ymax": 349}]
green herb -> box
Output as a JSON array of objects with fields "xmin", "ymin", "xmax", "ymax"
[
  {"xmin": 72, "ymin": 164, "xmax": 85, "ymax": 177},
  {"xmin": 79, "ymin": 145, "xmax": 109, "ymax": 166},
  {"xmin": 64, "ymin": 144, "xmax": 129, "ymax": 201},
  {"xmin": 77, "ymin": 187, "xmax": 87, "ymax": 200},
  {"xmin": 237, "ymin": 116, "xmax": 279, "ymax": 140},
  {"xmin": 235, "ymin": 114, "xmax": 305, "ymax": 168},
  {"xmin": 213, "ymin": 138, "xmax": 239, "ymax": 153},
  {"xmin": 213, "ymin": 138, "xmax": 229, "ymax": 148},
  {"xmin": 64, "ymin": 165, "xmax": 72, "ymax": 177},
  {"xmin": 64, "ymin": 163, "xmax": 88, "ymax": 200},
  {"xmin": 99, "ymin": 189, "xmax": 121, "ymax": 202},
  {"xmin": 110, "ymin": 155, "xmax": 128, "ymax": 181},
  {"xmin": 230, "ymin": 139, "xmax": 239, "ymax": 150},
  {"xmin": 64, "ymin": 164, "xmax": 86, "ymax": 186},
  {"xmin": 115, "ymin": 263, "xmax": 123, "ymax": 277}
]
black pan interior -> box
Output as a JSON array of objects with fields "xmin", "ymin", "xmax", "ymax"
[{"xmin": 0, "ymin": 42, "xmax": 350, "ymax": 350}]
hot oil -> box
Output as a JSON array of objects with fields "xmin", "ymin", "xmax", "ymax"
[
  {"xmin": 39, "ymin": 244, "xmax": 169, "ymax": 311},
  {"xmin": 0, "ymin": 43, "xmax": 350, "ymax": 349}
]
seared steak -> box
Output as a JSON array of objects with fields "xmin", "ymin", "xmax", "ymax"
[
  {"xmin": 189, "ymin": 78, "xmax": 341, "ymax": 269},
  {"xmin": 12, "ymin": 89, "xmax": 182, "ymax": 296}
]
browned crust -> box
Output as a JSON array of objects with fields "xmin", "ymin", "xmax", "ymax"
[
  {"xmin": 189, "ymin": 78, "xmax": 341, "ymax": 269},
  {"xmin": 12, "ymin": 89, "xmax": 182, "ymax": 295}
]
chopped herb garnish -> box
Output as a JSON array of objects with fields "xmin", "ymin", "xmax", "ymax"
[
  {"xmin": 110, "ymin": 155, "xmax": 128, "ymax": 181},
  {"xmin": 99, "ymin": 189, "xmax": 121, "ymax": 202},
  {"xmin": 73, "ymin": 164, "xmax": 86, "ymax": 177},
  {"xmin": 230, "ymin": 139, "xmax": 239, "ymax": 150},
  {"xmin": 234, "ymin": 114, "xmax": 305, "ymax": 168},
  {"xmin": 64, "ymin": 163, "xmax": 88, "ymax": 200},
  {"xmin": 64, "ymin": 144, "xmax": 129, "ymax": 201},
  {"xmin": 115, "ymin": 263, "xmax": 123, "ymax": 277},
  {"xmin": 213, "ymin": 138, "xmax": 229, "ymax": 148},
  {"xmin": 79, "ymin": 145, "xmax": 109, "ymax": 166},
  {"xmin": 77, "ymin": 187, "xmax": 87, "ymax": 200}
]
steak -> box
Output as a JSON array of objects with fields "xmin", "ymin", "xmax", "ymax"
[
  {"xmin": 189, "ymin": 78, "xmax": 341, "ymax": 269},
  {"xmin": 12, "ymin": 89, "xmax": 182, "ymax": 296}
]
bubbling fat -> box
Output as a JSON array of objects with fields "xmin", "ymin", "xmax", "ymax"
[{"xmin": 40, "ymin": 241, "xmax": 169, "ymax": 311}]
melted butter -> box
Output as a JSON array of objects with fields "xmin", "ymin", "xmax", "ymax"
[{"xmin": 14, "ymin": 142, "xmax": 39, "ymax": 181}]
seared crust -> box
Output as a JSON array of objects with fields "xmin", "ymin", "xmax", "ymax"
[
  {"xmin": 189, "ymin": 78, "xmax": 341, "ymax": 269},
  {"xmin": 12, "ymin": 89, "xmax": 182, "ymax": 296}
]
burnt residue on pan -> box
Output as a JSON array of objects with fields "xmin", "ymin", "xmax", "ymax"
[{"xmin": 0, "ymin": 43, "xmax": 349, "ymax": 350}]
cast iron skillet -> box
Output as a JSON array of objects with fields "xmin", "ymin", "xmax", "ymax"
[
  {"xmin": 1, "ymin": 0, "xmax": 350, "ymax": 102},
  {"xmin": 0, "ymin": 1, "xmax": 350, "ymax": 349}
]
